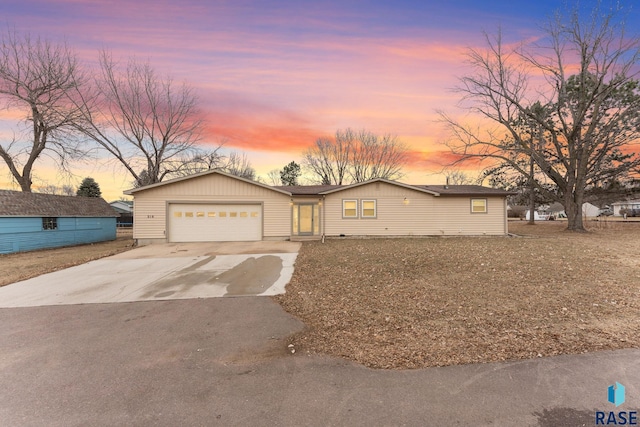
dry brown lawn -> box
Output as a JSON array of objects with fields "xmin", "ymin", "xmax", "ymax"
[
  {"xmin": 3, "ymin": 223, "xmax": 638, "ymax": 370},
  {"xmin": 0, "ymin": 230, "xmax": 135, "ymax": 287},
  {"xmin": 275, "ymin": 221, "xmax": 640, "ymax": 369}
]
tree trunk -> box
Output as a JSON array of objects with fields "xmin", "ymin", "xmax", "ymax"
[
  {"xmin": 564, "ymin": 195, "xmax": 585, "ymax": 231},
  {"xmin": 528, "ymin": 157, "xmax": 535, "ymax": 225}
]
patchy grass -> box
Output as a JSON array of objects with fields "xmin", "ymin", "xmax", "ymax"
[
  {"xmin": 0, "ymin": 230, "xmax": 135, "ymax": 287},
  {"xmin": 275, "ymin": 221, "xmax": 640, "ymax": 369}
]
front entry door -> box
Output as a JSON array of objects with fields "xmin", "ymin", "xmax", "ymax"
[{"xmin": 298, "ymin": 204, "xmax": 314, "ymax": 235}]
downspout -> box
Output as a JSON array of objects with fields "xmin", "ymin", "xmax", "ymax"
[
  {"xmin": 322, "ymin": 195, "xmax": 326, "ymax": 243},
  {"xmin": 504, "ymin": 197, "xmax": 508, "ymax": 235}
]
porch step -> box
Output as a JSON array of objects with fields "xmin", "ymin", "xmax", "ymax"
[{"xmin": 290, "ymin": 236, "xmax": 322, "ymax": 241}]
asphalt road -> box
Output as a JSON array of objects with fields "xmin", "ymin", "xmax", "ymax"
[{"xmin": 1, "ymin": 297, "xmax": 638, "ymax": 427}]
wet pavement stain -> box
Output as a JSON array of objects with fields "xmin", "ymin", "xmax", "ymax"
[
  {"xmin": 140, "ymin": 256, "xmax": 219, "ymax": 299},
  {"xmin": 223, "ymin": 256, "xmax": 282, "ymax": 296},
  {"xmin": 533, "ymin": 407, "xmax": 594, "ymax": 427},
  {"xmin": 155, "ymin": 291, "xmax": 176, "ymax": 298},
  {"xmin": 139, "ymin": 255, "xmax": 283, "ymax": 298}
]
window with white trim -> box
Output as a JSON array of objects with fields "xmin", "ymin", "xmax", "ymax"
[
  {"xmin": 343, "ymin": 200, "xmax": 357, "ymax": 218},
  {"xmin": 471, "ymin": 198, "xmax": 487, "ymax": 213},
  {"xmin": 361, "ymin": 200, "xmax": 377, "ymax": 218}
]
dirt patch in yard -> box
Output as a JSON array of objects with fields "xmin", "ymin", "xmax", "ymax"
[
  {"xmin": 275, "ymin": 221, "xmax": 640, "ymax": 369},
  {"xmin": 1, "ymin": 230, "xmax": 135, "ymax": 287}
]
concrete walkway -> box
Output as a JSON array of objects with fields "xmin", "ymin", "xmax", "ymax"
[
  {"xmin": 1, "ymin": 297, "xmax": 638, "ymax": 426},
  {"xmin": 0, "ymin": 241, "xmax": 300, "ymax": 307}
]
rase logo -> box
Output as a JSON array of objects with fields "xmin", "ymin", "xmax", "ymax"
[
  {"xmin": 596, "ymin": 382, "xmax": 637, "ymax": 425},
  {"xmin": 610, "ymin": 383, "xmax": 626, "ymax": 407}
]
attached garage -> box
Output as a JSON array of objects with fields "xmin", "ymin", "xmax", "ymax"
[
  {"xmin": 124, "ymin": 170, "xmax": 292, "ymax": 245},
  {"xmin": 168, "ymin": 203, "xmax": 262, "ymax": 242}
]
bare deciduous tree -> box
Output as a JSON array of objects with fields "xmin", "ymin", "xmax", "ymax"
[
  {"xmin": 304, "ymin": 128, "xmax": 408, "ymax": 185},
  {"xmin": 0, "ymin": 30, "xmax": 89, "ymax": 192},
  {"xmin": 77, "ymin": 51, "xmax": 203, "ymax": 186},
  {"xmin": 38, "ymin": 184, "xmax": 75, "ymax": 196},
  {"xmin": 444, "ymin": 169, "xmax": 474, "ymax": 185},
  {"xmin": 440, "ymin": 4, "xmax": 640, "ymax": 231},
  {"xmin": 303, "ymin": 133, "xmax": 351, "ymax": 185},
  {"xmin": 266, "ymin": 169, "xmax": 281, "ymax": 186},
  {"xmin": 221, "ymin": 151, "xmax": 256, "ymax": 180}
]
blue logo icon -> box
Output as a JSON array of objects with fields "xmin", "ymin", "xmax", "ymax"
[{"xmin": 608, "ymin": 382, "xmax": 626, "ymax": 407}]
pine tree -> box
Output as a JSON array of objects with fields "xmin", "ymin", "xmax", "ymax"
[{"xmin": 76, "ymin": 177, "xmax": 102, "ymax": 198}]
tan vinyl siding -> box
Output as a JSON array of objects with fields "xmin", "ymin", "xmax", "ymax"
[
  {"xmin": 132, "ymin": 173, "xmax": 290, "ymax": 240},
  {"xmin": 323, "ymin": 181, "xmax": 507, "ymax": 236}
]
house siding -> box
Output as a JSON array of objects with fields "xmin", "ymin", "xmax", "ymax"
[
  {"xmin": 0, "ymin": 217, "xmax": 117, "ymax": 254},
  {"xmin": 323, "ymin": 182, "xmax": 506, "ymax": 236},
  {"xmin": 131, "ymin": 173, "xmax": 291, "ymax": 242}
]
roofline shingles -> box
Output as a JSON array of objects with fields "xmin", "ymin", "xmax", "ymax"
[
  {"xmin": 0, "ymin": 190, "xmax": 119, "ymax": 217},
  {"xmin": 276, "ymin": 183, "xmax": 514, "ymax": 196}
]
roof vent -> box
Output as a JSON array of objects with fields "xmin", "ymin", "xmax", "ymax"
[{"xmin": 445, "ymin": 177, "xmax": 449, "ymax": 189}]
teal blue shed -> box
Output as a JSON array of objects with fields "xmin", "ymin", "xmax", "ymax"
[{"xmin": 0, "ymin": 190, "xmax": 119, "ymax": 254}]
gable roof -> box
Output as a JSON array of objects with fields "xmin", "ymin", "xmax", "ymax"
[
  {"xmin": 123, "ymin": 169, "xmax": 514, "ymax": 199},
  {"xmin": 274, "ymin": 184, "xmax": 342, "ymax": 195},
  {"xmin": 417, "ymin": 185, "xmax": 516, "ymax": 196},
  {"xmin": 277, "ymin": 180, "xmax": 514, "ymax": 197},
  {"xmin": 0, "ymin": 190, "xmax": 119, "ymax": 217},
  {"xmin": 109, "ymin": 200, "xmax": 134, "ymax": 214},
  {"xmin": 124, "ymin": 169, "xmax": 292, "ymax": 196},
  {"xmin": 612, "ymin": 199, "xmax": 640, "ymax": 206}
]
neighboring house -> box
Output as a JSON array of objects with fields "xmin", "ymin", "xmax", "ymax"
[
  {"xmin": 124, "ymin": 170, "xmax": 513, "ymax": 245},
  {"xmin": 581, "ymin": 202, "xmax": 600, "ymax": 218},
  {"xmin": 110, "ymin": 200, "xmax": 134, "ymax": 227},
  {"xmin": 525, "ymin": 210, "xmax": 551, "ymax": 221},
  {"xmin": 0, "ymin": 190, "xmax": 119, "ymax": 254},
  {"xmin": 612, "ymin": 199, "xmax": 640, "ymax": 216},
  {"xmin": 525, "ymin": 202, "xmax": 599, "ymax": 220}
]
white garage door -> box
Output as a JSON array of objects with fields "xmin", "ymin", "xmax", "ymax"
[{"xmin": 168, "ymin": 203, "xmax": 262, "ymax": 242}]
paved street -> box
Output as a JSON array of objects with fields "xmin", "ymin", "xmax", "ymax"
[{"xmin": 1, "ymin": 297, "xmax": 638, "ymax": 426}]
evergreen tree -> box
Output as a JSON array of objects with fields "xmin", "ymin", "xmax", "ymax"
[
  {"xmin": 76, "ymin": 177, "xmax": 102, "ymax": 198},
  {"xmin": 280, "ymin": 161, "xmax": 301, "ymax": 186}
]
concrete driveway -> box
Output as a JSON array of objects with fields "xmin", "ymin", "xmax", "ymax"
[{"xmin": 0, "ymin": 241, "xmax": 300, "ymax": 308}]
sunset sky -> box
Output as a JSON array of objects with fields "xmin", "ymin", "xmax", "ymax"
[{"xmin": 1, "ymin": 0, "xmax": 637, "ymax": 200}]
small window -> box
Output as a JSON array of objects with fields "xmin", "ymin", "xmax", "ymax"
[
  {"xmin": 174, "ymin": 212, "xmax": 182, "ymax": 218},
  {"xmin": 240, "ymin": 212, "xmax": 248, "ymax": 217},
  {"xmin": 362, "ymin": 200, "xmax": 377, "ymax": 218},
  {"xmin": 185, "ymin": 212, "xmax": 194, "ymax": 218},
  {"xmin": 219, "ymin": 212, "xmax": 227, "ymax": 217},
  {"xmin": 471, "ymin": 199, "xmax": 487, "ymax": 213},
  {"xmin": 230, "ymin": 212, "xmax": 238, "ymax": 217},
  {"xmin": 343, "ymin": 200, "xmax": 357, "ymax": 218},
  {"xmin": 196, "ymin": 212, "xmax": 205, "ymax": 217},
  {"xmin": 42, "ymin": 217, "xmax": 58, "ymax": 230},
  {"xmin": 251, "ymin": 212, "xmax": 259, "ymax": 218},
  {"xmin": 208, "ymin": 212, "xmax": 216, "ymax": 217}
]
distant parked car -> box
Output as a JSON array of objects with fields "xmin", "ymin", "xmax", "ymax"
[
  {"xmin": 597, "ymin": 208, "xmax": 613, "ymax": 217},
  {"xmin": 620, "ymin": 208, "xmax": 640, "ymax": 217}
]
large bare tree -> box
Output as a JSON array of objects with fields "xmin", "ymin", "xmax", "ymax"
[
  {"xmin": 0, "ymin": 30, "xmax": 88, "ymax": 191},
  {"xmin": 440, "ymin": 4, "xmax": 640, "ymax": 231},
  {"xmin": 78, "ymin": 51, "xmax": 203, "ymax": 186},
  {"xmin": 304, "ymin": 128, "xmax": 408, "ymax": 185}
]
